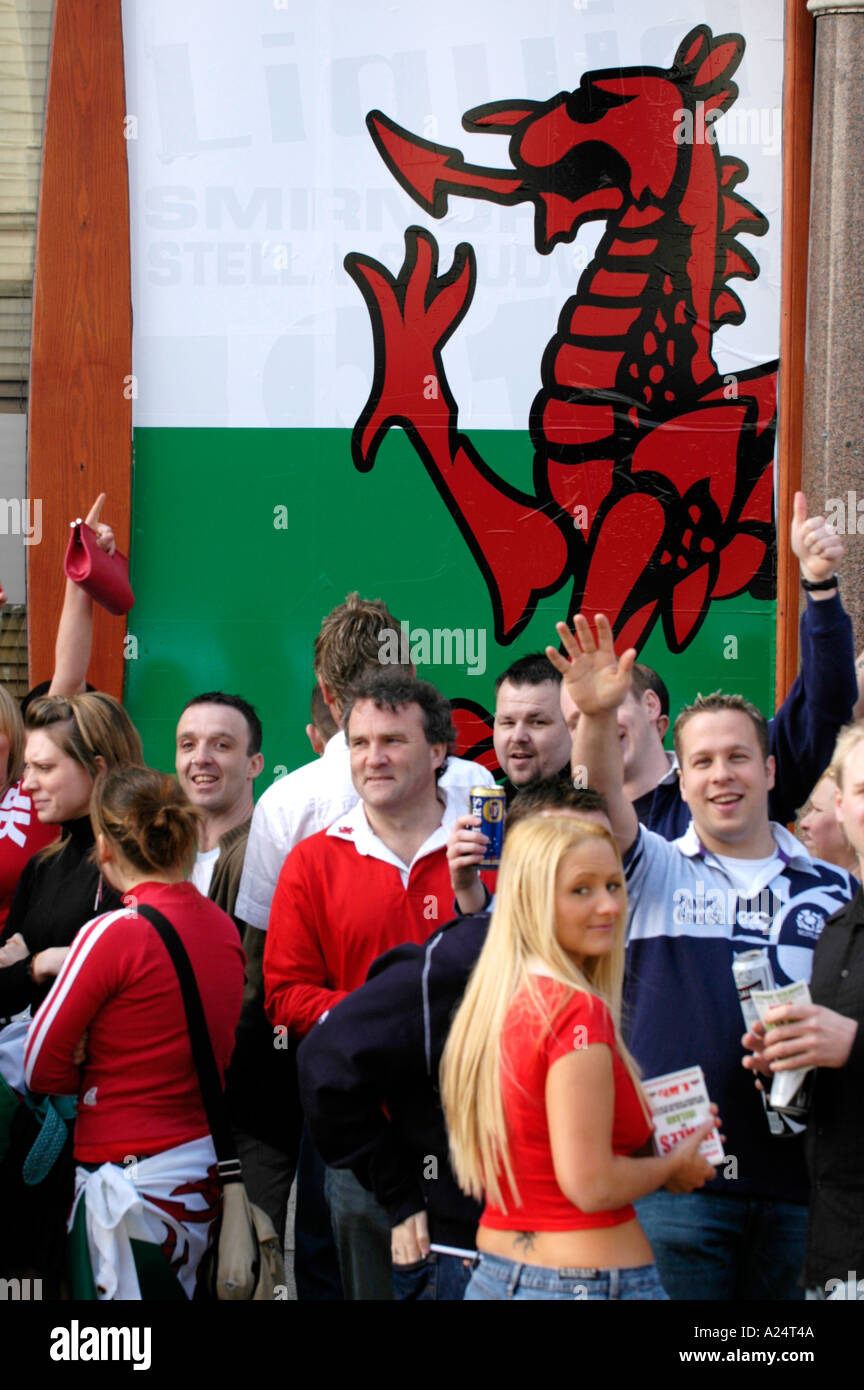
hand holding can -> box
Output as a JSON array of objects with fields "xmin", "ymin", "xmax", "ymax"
[{"xmin": 470, "ymin": 787, "xmax": 506, "ymax": 868}]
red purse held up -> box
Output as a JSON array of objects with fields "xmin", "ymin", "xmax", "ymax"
[{"xmin": 63, "ymin": 519, "xmax": 134, "ymax": 616}]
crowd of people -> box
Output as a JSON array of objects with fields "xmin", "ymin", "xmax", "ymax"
[{"xmin": 0, "ymin": 490, "xmax": 863, "ymax": 1302}]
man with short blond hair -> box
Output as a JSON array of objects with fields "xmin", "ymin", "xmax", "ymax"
[
  {"xmin": 558, "ymin": 492, "xmax": 857, "ymax": 839},
  {"xmin": 557, "ymin": 614, "xmax": 855, "ymax": 1302}
]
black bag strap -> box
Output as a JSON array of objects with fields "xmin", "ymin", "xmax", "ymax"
[{"xmin": 137, "ymin": 903, "xmax": 241, "ymax": 1182}]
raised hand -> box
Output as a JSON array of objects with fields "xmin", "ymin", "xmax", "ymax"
[
  {"xmin": 792, "ymin": 490, "xmax": 842, "ymax": 586},
  {"xmin": 344, "ymin": 228, "xmax": 475, "ymax": 471},
  {"xmin": 83, "ymin": 492, "xmax": 116, "ymax": 557},
  {"xmin": 546, "ymin": 614, "xmax": 636, "ymax": 718}
]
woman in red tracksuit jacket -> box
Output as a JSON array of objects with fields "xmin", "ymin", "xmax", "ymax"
[{"xmin": 25, "ymin": 764, "xmax": 244, "ymax": 1299}]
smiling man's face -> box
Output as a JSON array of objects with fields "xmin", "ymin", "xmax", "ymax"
[
  {"xmin": 677, "ymin": 709, "xmax": 774, "ymax": 856},
  {"xmin": 493, "ymin": 679, "xmax": 571, "ymax": 787},
  {"xmin": 175, "ymin": 703, "xmax": 261, "ymax": 821}
]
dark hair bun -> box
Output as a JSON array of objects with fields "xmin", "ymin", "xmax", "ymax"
[{"xmin": 92, "ymin": 765, "xmax": 200, "ymax": 876}]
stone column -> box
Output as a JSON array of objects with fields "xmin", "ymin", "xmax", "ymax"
[{"xmin": 802, "ymin": 0, "xmax": 864, "ymax": 649}]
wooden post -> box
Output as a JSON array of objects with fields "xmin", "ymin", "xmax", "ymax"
[
  {"xmin": 775, "ymin": 0, "xmax": 816, "ymax": 707},
  {"xmin": 27, "ymin": 0, "xmax": 131, "ymax": 697}
]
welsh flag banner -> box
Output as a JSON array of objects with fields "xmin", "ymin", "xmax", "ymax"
[{"xmin": 122, "ymin": 0, "xmax": 783, "ymax": 777}]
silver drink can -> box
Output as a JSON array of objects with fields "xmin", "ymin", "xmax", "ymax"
[{"xmin": 733, "ymin": 949, "xmax": 776, "ymax": 1029}]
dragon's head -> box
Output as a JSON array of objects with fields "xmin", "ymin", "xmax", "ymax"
[
  {"xmin": 464, "ymin": 26, "xmax": 746, "ymax": 251},
  {"xmin": 368, "ymin": 26, "xmax": 758, "ymax": 259}
]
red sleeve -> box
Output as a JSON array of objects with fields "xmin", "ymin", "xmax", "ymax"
[
  {"xmin": 263, "ymin": 842, "xmax": 347, "ymax": 1038},
  {"xmin": 24, "ymin": 909, "xmax": 128, "ymax": 1095},
  {"xmin": 546, "ymin": 989, "xmax": 614, "ymax": 1068}
]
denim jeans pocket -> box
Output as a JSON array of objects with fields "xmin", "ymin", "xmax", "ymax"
[{"xmin": 392, "ymin": 1253, "xmax": 435, "ymax": 1301}]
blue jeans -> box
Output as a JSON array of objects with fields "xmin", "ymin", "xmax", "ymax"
[
  {"xmin": 464, "ymin": 1252, "xmax": 668, "ymax": 1301},
  {"xmin": 295, "ymin": 1130, "xmax": 343, "ymax": 1301},
  {"xmin": 324, "ymin": 1165, "xmax": 393, "ymax": 1301},
  {"xmin": 392, "ymin": 1251, "xmax": 475, "ymax": 1301},
  {"xmin": 635, "ymin": 1191, "xmax": 807, "ymax": 1301}
]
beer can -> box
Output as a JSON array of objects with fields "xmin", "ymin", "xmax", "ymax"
[
  {"xmin": 470, "ymin": 786, "xmax": 506, "ymax": 867},
  {"xmin": 732, "ymin": 949, "xmax": 799, "ymax": 1138},
  {"xmin": 733, "ymin": 949, "xmax": 776, "ymax": 1030}
]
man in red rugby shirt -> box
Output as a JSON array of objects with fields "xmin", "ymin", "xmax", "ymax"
[{"xmin": 264, "ymin": 671, "xmax": 480, "ymax": 1300}]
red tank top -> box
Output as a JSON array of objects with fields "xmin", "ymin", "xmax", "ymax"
[{"xmin": 481, "ymin": 976, "xmax": 652, "ymax": 1232}]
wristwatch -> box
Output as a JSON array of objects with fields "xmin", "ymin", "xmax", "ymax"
[{"xmin": 801, "ymin": 575, "xmax": 838, "ymax": 592}]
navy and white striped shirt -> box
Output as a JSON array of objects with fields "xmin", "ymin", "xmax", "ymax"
[{"xmin": 623, "ymin": 821, "xmax": 856, "ymax": 1201}]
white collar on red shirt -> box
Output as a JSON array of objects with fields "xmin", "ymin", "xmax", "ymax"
[{"xmin": 326, "ymin": 782, "xmax": 464, "ymax": 886}]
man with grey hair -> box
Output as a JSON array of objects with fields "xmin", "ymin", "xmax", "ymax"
[
  {"xmin": 232, "ymin": 595, "xmax": 491, "ymax": 1299},
  {"xmin": 264, "ymin": 672, "xmax": 492, "ymax": 1300}
]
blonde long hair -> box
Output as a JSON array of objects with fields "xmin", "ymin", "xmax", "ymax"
[
  {"xmin": 440, "ymin": 814, "xmax": 640, "ymax": 1211},
  {"xmin": 830, "ymin": 721, "xmax": 864, "ymax": 790},
  {"xmin": 0, "ymin": 683, "xmax": 25, "ymax": 791}
]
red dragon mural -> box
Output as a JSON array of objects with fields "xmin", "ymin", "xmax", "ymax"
[{"xmin": 345, "ymin": 24, "xmax": 776, "ymax": 675}]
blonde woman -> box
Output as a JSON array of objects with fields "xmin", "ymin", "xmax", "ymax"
[
  {"xmin": 441, "ymin": 814, "xmax": 718, "ymax": 1301},
  {"xmin": 797, "ymin": 768, "xmax": 858, "ymax": 874}
]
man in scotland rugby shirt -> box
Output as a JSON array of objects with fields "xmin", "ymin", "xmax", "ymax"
[{"xmin": 556, "ymin": 614, "xmax": 855, "ymax": 1301}]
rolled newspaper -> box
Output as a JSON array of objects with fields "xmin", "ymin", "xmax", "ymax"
[{"xmin": 750, "ymin": 980, "xmax": 812, "ymax": 1111}]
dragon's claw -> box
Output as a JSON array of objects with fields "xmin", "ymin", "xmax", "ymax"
[{"xmin": 344, "ymin": 229, "xmax": 476, "ymax": 471}]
